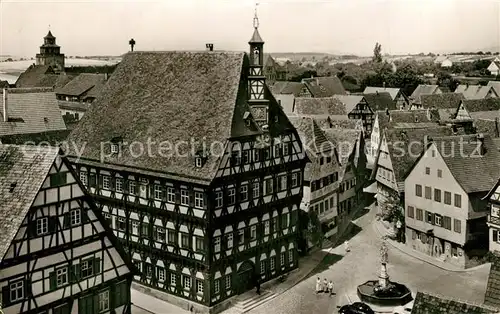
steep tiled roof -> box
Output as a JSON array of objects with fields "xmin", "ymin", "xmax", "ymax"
[
  {"xmin": 410, "ymin": 84, "xmax": 441, "ymax": 105},
  {"xmin": 332, "ymin": 95, "xmax": 364, "ymax": 113},
  {"xmin": 421, "ymin": 93, "xmax": 465, "ymax": 110},
  {"xmin": 363, "ymin": 92, "xmax": 396, "ymax": 111},
  {"xmin": 455, "ymin": 84, "xmax": 498, "ymax": 100},
  {"xmin": 385, "ymin": 126, "xmax": 455, "ymax": 186},
  {"xmin": 55, "ymin": 73, "xmax": 106, "ymax": 97},
  {"xmin": 487, "ymin": 81, "xmax": 500, "ymax": 96},
  {"xmin": 413, "ymin": 291, "xmax": 498, "ymax": 314},
  {"xmin": 0, "ymin": 81, "xmax": 9, "ymax": 88},
  {"xmin": 314, "ymin": 115, "xmax": 363, "ymax": 130},
  {"xmin": 363, "ymin": 87, "xmax": 401, "ymax": 100},
  {"xmin": 0, "ymin": 129, "xmax": 71, "ymax": 145},
  {"xmin": 323, "ymin": 128, "xmax": 360, "ymax": 165},
  {"xmin": 302, "ymin": 76, "xmax": 346, "ymax": 97},
  {"xmin": 270, "ymin": 81, "xmax": 305, "ymax": 96},
  {"xmin": 0, "ymin": 88, "xmax": 67, "ymax": 136},
  {"xmin": 433, "ymin": 134, "xmax": 500, "ymax": 193},
  {"xmin": 294, "ymin": 97, "xmax": 347, "ymax": 115},
  {"xmin": 289, "ymin": 116, "xmax": 336, "ymax": 180},
  {"xmin": 0, "ymin": 145, "xmax": 60, "ymax": 260},
  {"xmin": 15, "ymin": 65, "xmax": 74, "ymax": 88},
  {"xmin": 67, "ymin": 51, "xmax": 291, "ymax": 183},
  {"xmin": 462, "ymin": 98, "xmax": 500, "ymax": 113},
  {"xmin": 485, "ymin": 261, "xmax": 500, "ymax": 308},
  {"xmin": 389, "ymin": 110, "xmax": 435, "ymax": 123}
]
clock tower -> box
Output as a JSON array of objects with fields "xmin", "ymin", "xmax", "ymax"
[{"xmin": 248, "ymin": 6, "xmax": 269, "ymax": 130}]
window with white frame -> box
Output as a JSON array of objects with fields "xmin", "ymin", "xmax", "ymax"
[
  {"xmin": 260, "ymin": 260, "xmax": 265, "ymax": 274},
  {"xmin": 98, "ymin": 290, "xmax": 110, "ymax": 313},
  {"xmin": 155, "ymin": 226, "xmax": 166, "ymax": 242},
  {"xmin": 154, "ymin": 185, "xmax": 162, "ymax": 200},
  {"xmin": 240, "ymin": 185, "xmax": 248, "ymax": 201},
  {"xmin": 129, "ymin": 181, "xmax": 136, "ymax": 195},
  {"xmin": 132, "ymin": 221, "xmax": 139, "ymax": 235},
  {"xmin": 181, "ymin": 189, "xmax": 189, "ymax": 205},
  {"xmin": 250, "ymin": 225, "xmax": 257, "ymax": 240},
  {"xmin": 116, "ymin": 178, "xmax": 123, "ymax": 192},
  {"xmin": 183, "ymin": 276, "xmax": 191, "ymax": 289},
  {"xmin": 283, "ymin": 142, "xmax": 289, "ymax": 155},
  {"xmin": 228, "ymin": 188, "xmax": 236, "ymax": 205},
  {"xmin": 195, "ymin": 192, "xmax": 204, "ymax": 208},
  {"xmin": 111, "ymin": 143, "xmax": 119, "ymax": 154},
  {"xmin": 117, "ymin": 217, "xmax": 126, "ymax": 231},
  {"xmin": 9, "ymin": 280, "xmax": 24, "ymax": 302},
  {"xmin": 225, "ymin": 275, "xmax": 231, "ymax": 289},
  {"xmin": 56, "ymin": 267, "xmax": 68, "ymax": 287},
  {"xmin": 270, "ymin": 257, "xmax": 275, "ymax": 270},
  {"xmin": 81, "ymin": 259, "xmax": 94, "ymax": 278},
  {"xmin": 214, "ymin": 279, "xmax": 220, "ymax": 294},
  {"xmin": 103, "ymin": 176, "xmax": 110, "ymax": 190},
  {"xmin": 264, "ymin": 220, "xmax": 270, "ymax": 235},
  {"xmin": 238, "ymin": 229, "xmax": 245, "ymax": 244},
  {"xmin": 214, "ymin": 236, "xmax": 221, "ymax": 252},
  {"xmin": 280, "ymin": 252, "xmax": 285, "ymax": 266},
  {"xmin": 280, "ymin": 176, "xmax": 287, "ymax": 191},
  {"xmin": 215, "ymin": 191, "xmax": 223, "ymax": 208},
  {"xmin": 70, "ymin": 209, "xmax": 81, "ymax": 225},
  {"xmin": 291, "ymin": 173, "xmax": 298, "ymax": 187},
  {"xmin": 36, "ymin": 217, "xmax": 48, "ymax": 235},
  {"xmin": 80, "ymin": 171, "xmax": 88, "ymax": 186},
  {"xmin": 226, "ymin": 233, "xmax": 233, "ymax": 248},
  {"xmin": 197, "ymin": 280, "xmax": 204, "ymax": 294},
  {"xmin": 252, "ymin": 182, "xmax": 260, "ymax": 199},
  {"xmin": 157, "ymin": 267, "xmax": 165, "ymax": 282},
  {"xmin": 288, "ymin": 250, "xmax": 293, "ymax": 263},
  {"xmin": 166, "ymin": 187, "xmax": 174, "ymax": 203},
  {"xmin": 170, "ymin": 273, "xmax": 177, "ymax": 286}
]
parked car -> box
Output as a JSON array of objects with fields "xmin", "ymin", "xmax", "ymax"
[{"xmin": 338, "ymin": 302, "xmax": 375, "ymax": 314}]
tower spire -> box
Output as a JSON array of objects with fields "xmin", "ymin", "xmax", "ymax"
[{"xmin": 253, "ymin": 2, "xmax": 259, "ymax": 29}]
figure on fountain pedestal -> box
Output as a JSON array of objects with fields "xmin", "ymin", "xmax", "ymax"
[{"xmin": 378, "ymin": 241, "xmax": 390, "ymax": 289}]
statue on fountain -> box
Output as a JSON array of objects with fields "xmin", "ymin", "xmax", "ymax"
[{"xmin": 377, "ymin": 241, "xmax": 390, "ymax": 290}]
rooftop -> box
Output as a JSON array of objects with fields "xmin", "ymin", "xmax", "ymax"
[
  {"xmin": 410, "ymin": 84, "xmax": 441, "ymax": 104},
  {"xmin": 293, "ymin": 97, "xmax": 347, "ymax": 115},
  {"xmin": 412, "ymin": 291, "xmax": 498, "ymax": 314},
  {"xmin": 363, "ymin": 92, "xmax": 396, "ymax": 111},
  {"xmin": 55, "ymin": 73, "xmax": 107, "ymax": 97},
  {"xmin": 420, "ymin": 92, "xmax": 465, "ymax": 110},
  {"xmin": 363, "ymin": 86, "xmax": 401, "ymax": 100},
  {"xmin": 302, "ymin": 76, "xmax": 346, "ymax": 97}
]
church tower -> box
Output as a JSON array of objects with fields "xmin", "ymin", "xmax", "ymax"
[
  {"xmin": 248, "ymin": 6, "xmax": 269, "ymax": 130},
  {"xmin": 36, "ymin": 31, "xmax": 65, "ymax": 71}
]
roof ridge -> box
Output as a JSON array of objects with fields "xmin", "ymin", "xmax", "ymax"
[{"xmin": 1, "ymin": 87, "xmax": 54, "ymax": 94}]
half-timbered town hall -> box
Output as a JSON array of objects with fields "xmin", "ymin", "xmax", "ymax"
[
  {"xmin": 0, "ymin": 145, "xmax": 133, "ymax": 314},
  {"xmin": 66, "ymin": 16, "xmax": 307, "ymax": 313}
]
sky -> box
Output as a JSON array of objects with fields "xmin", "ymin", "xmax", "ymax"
[{"xmin": 0, "ymin": 0, "xmax": 499, "ymax": 57}]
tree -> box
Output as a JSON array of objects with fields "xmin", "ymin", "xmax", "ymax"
[
  {"xmin": 307, "ymin": 210, "xmax": 324, "ymax": 248},
  {"xmin": 373, "ymin": 42, "xmax": 383, "ymax": 63},
  {"xmin": 437, "ymin": 72, "xmax": 459, "ymax": 91}
]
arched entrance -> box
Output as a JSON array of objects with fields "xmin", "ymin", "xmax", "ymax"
[{"xmin": 237, "ymin": 260, "xmax": 255, "ymax": 294}]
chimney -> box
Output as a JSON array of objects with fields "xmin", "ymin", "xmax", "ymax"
[
  {"xmin": 2, "ymin": 88, "xmax": 7, "ymax": 122},
  {"xmin": 477, "ymin": 133, "xmax": 486, "ymax": 155},
  {"xmin": 205, "ymin": 43, "xmax": 214, "ymax": 52}
]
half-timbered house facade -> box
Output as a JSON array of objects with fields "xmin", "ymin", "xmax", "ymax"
[
  {"xmin": 0, "ymin": 145, "xmax": 133, "ymax": 314},
  {"xmin": 66, "ymin": 19, "xmax": 307, "ymax": 313}
]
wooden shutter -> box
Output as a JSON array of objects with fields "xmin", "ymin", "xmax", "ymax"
[
  {"xmin": 431, "ymin": 213, "xmax": 435, "ymax": 225},
  {"xmin": 94, "ymin": 257, "xmax": 101, "ymax": 275},
  {"xmin": 49, "ymin": 271, "xmax": 57, "ymax": 290},
  {"xmin": 90, "ymin": 174, "xmax": 96, "ymax": 187},
  {"xmin": 82, "ymin": 209, "xmax": 90, "ymax": 223},
  {"xmin": 2, "ymin": 286, "xmax": 10, "ymax": 306},
  {"xmin": 63, "ymin": 212, "xmax": 70, "ymax": 228},
  {"xmin": 71, "ymin": 264, "xmax": 80, "ymax": 283},
  {"xmin": 29, "ymin": 218, "xmax": 37, "ymax": 237},
  {"xmin": 49, "ymin": 216, "xmax": 58, "ymax": 233},
  {"xmin": 494, "ymin": 230, "xmax": 498, "ymax": 242},
  {"xmin": 98, "ymin": 175, "xmax": 103, "ymax": 188},
  {"xmin": 93, "ymin": 294, "xmax": 99, "ymax": 314}
]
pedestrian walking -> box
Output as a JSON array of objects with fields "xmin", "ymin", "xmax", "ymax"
[
  {"xmin": 255, "ymin": 278, "xmax": 261, "ymax": 295},
  {"xmin": 316, "ymin": 277, "xmax": 322, "ymax": 293},
  {"xmin": 344, "ymin": 240, "xmax": 350, "ymax": 253},
  {"xmin": 323, "ymin": 278, "xmax": 328, "ymax": 292},
  {"xmin": 328, "ymin": 280, "xmax": 334, "ymax": 296}
]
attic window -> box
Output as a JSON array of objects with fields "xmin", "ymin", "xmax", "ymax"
[
  {"xmin": 195, "ymin": 157, "xmax": 203, "ymax": 168},
  {"xmin": 195, "ymin": 149, "xmax": 208, "ymax": 168},
  {"xmin": 9, "ymin": 182, "xmax": 17, "ymax": 193},
  {"xmin": 415, "ymin": 117, "xmax": 419, "ymax": 123},
  {"xmin": 110, "ymin": 136, "xmax": 122, "ymax": 154},
  {"xmin": 243, "ymin": 111, "xmax": 252, "ymax": 127},
  {"xmin": 111, "ymin": 144, "xmax": 119, "ymax": 154}
]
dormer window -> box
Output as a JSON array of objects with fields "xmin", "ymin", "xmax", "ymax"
[
  {"xmin": 111, "ymin": 144, "xmax": 119, "ymax": 154},
  {"xmin": 195, "ymin": 157, "xmax": 203, "ymax": 168},
  {"xmin": 110, "ymin": 136, "xmax": 122, "ymax": 154},
  {"xmin": 194, "ymin": 149, "xmax": 208, "ymax": 168},
  {"xmin": 243, "ymin": 111, "xmax": 252, "ymax": 127}
]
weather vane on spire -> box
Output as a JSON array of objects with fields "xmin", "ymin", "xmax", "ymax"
[{"xmin": 253, "ymin": 2, "xmax": 260, "ymax": 29}]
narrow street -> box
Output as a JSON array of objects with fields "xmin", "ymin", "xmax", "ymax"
[{"xmin": 247, "ymin": 206, "xmax": 491, "ymax": 314}]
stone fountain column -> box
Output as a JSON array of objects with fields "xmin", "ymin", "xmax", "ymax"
[{"xmin": 378, "ymin": 242, "xmax": 390, "ymax": 288}]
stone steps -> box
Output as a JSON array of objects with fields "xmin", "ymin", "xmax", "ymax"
[{"xmin": 233, "ymin": 290, "xmax": 277, "ymax": 313}]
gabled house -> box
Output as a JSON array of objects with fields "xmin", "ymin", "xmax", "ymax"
[
  {"xmin": 0, "ymin": 88, "xmax": 67, "ymax": 137},
  {"xmin": 373, "ymin": 126, "xmax": 455, "ymax": 219},
  {"xmin": 454, "ymin": 84, "xmax": 499, "ymax": 100},
  {"xmin": 362, "ymin": 92, "xmax": 396, "ymax": 112},
  {"xmin": 488, "ymin": 81, "xmax": 500, "ymax": 96},
  {"xmin": 301, "ymin": 76, "xmax": 347, "ymax": 97},
  {"xmin": 332, "ymin": 95, "xmax": 374, "ymax": 134},
  {"xmin": 262, "ymin": 54, "xmax": 286, "ymax": 83},
  {"xmin": 363, "ymin": 86, "xmax": 409, "ymax": 110},
  {"xmin": 289, "ymin": 117, "xmax": 341, "ymax": 242},
  {"xmin": 65, "ymin": 22, "xmax": 308, "ymax": 312},
  {"xmin": 405, "ymin": 134, "xmax": 499, "ymax": 268},
  {"xmin": 455, "ymin": 98, "xmax": 500, "ymax": 121},
  {"xmin": 15, "ymin": 65, "xmax": 74, "ymax": 89},
  {"xmin": 0, "ymin": 144, "xmax": 134, "ymax": 314},
  {"xmin": 420, "ymin": 93, "xmax": 465, "ymax": 121},
  {"xmin": 412, "ymin": 291, "xmax": 498, "ymax": 314},
  {"xmin": 271, "ymin": 82, "xmax": 312, "ymax": 114},
  {"xmin": 410, "ymin": 84, "xmax": 442, "ymax": 109},
  {"xmin": 487, "ymin": 58, "xmax": 500, "ymax": 76},
  {"xmin": 368, "ymin": 110, "xmax": 438, "ymax": 168},
  {"xmin": 55, "ymin": 73, "xmax": 107, "ymax": 103}
]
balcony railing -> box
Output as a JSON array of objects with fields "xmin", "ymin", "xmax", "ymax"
[{"xmin": 488, "ymin": 215, "xmax": 500, "ymax": 226}]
